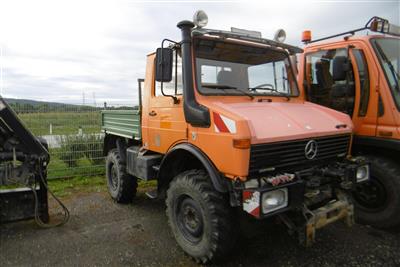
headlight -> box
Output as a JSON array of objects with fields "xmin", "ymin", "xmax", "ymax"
[
  {"xmin": 273, "ymin": 29, "xmax": 286, "ymax": 43},
  {"xmin": 356, "ymin": 165, "xmax": 370, "ymax": 182},
  {"xmin": 262, "ymin": 188, "xmax": 288, "ymax": 214},
  {"xmin": 193, "ymin": 10, "xmax": 208, "ymax": 28}
]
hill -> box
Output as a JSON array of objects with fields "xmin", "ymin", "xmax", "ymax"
[{"xmin": 2, "ymin": 98, "xmax": 72, "ymax": 107}]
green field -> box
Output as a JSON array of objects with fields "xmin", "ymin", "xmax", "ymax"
[{"xmin": 17, "ymin": 111, "xmax": 101, "ymax": 136}]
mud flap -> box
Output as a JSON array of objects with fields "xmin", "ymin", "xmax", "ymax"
[{"xmin": 301, "ymin": 193, "xmax": 354, "ymax": 246}]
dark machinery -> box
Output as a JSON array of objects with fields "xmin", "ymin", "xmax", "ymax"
[{"xmin": 0, "ymin": 97, "xmax": 68, "ymax": 225}]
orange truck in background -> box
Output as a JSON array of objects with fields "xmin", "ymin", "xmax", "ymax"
[
  {"xmin": 101, "ymin": 11, "xmax": 370, "ymax": 263},
  {"xmin": 298, "ymin": 17, "xmax": 400, "ymax": 230}
]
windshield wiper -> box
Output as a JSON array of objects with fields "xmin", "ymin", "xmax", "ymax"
[
  {"xmin": 248, "ymin": 87, "xmax": 291, "ymax": 100},
  {"xmin": 375, "ymin": 42, "xmax": 400, "ymax": 92},
  {"xmin": 202, "ymin": 84, "xmax": 254, "ymax": 100}
]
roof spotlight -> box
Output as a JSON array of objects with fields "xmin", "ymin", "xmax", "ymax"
[
  {"xmin": 274, "ymin": 29, "xmax": 286, "ymax": 43},
  {"xmin": 193, "ymin": 10, "xmax": 208, "ymax": 28}
]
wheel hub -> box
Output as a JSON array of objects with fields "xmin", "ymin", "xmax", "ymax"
[
  {"xmin": 176, "ymin": 196, "xmax": 204, "ymax": 243},
  {"xmin": 183, "ymin": 206, "xmax": 200, "ymax": 231}
]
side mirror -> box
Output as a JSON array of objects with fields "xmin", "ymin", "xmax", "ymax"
[
  {"xmin": 155, "ymin": 48, "xmax": 173, "ymax": 82},
  {"xmin": 332, "ymin": 56, "xmax": 350, "ymax": 81}
]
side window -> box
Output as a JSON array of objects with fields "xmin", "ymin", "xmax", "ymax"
[
  {"xmin": 352, "ymin": 49, "xmax": 370, "ymax": 117},
  {"xmin": 305, "ymin": 48, "xmax": 355, "ymax": 115},
  {"xmin": 155, "ymin": 52, "xmax": 183, "ymax": 97}
]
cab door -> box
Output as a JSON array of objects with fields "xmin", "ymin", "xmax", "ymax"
[
  {"xmin": 349, "ymin": 46, "xmax": 379, "ymax": 136},
  {"xmin": 146, "ymin": 52, "xmax": 187, "ymax": 154},
  {"xmin": 303, "ymin": 45, "xmax": 379, "ymax": 136},
  {"xmin": 370, "ymin": 38, "xmax": 400, "ymax": 140}
]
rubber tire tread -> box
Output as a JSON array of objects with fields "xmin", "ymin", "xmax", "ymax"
[
  {"xmin": 354, "ymin": 155, "xmax": 400, "ymax": 229},
  {"xmin": 166, "ymin": 169, "xmax": 237, "ymax": 264}
]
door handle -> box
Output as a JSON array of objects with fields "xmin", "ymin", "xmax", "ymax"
[{"xmin": 149, "ymin": 110, "xmax": 157, "ymax": 116}]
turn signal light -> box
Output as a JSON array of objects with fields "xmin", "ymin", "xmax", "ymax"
[
  {"xmin": 302, "ymin": 30, "xmax": 312, "ymax": 43},
  {"xmin": 233, "ymin": 139, "xmax": 251, "ymax": 149}
]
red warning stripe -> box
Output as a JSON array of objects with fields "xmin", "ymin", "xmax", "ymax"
[
  {"xmin": 213, "ymin": 112, "xmax": 229, "ymax": 133},
  {"xmin": 243, "ymin": 190, "xmax": 253, "ymax": 201},
  {"xmin": 250, "ymin": 206, "xmax": 260, "ymax": 217},
  {"xmin": 243, "ymin": 190, "xmax": 260, "ymax": 218}
]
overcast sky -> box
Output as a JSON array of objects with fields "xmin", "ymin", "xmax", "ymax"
[{"xmin": 0, "ymin": 0, "xmax": 398, "ymax": 105}]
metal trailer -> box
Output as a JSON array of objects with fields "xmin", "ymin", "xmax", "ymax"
[{"xmin": 0, "ymin": 97, "xmax": 50, "ymax": 223}]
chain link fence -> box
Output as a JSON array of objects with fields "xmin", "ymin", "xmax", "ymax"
[{"xmin": 9, "ymin": 102, "xmax": 135, "ymax": 180}]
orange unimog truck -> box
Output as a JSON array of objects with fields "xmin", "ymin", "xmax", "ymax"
[
  {"xmin": 298, "ymin": 17, "xmax": 400, "ymax": 230},
  {"xmin": 101, "ymin": 11, "xmax": 370, "ymax": 263}
]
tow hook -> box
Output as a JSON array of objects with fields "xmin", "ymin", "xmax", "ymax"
[{"xmin": 301, "ymin": 192, "xmax": 354, "ymax": 246}]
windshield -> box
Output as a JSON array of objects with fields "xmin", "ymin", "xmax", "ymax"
[
  {"xmin": 371, "ymin": 38, "xmax": 400, "ymax": 110},
  {"xmin": 194, "ymin": 38, "xmax": 299, "ymax": 97}
]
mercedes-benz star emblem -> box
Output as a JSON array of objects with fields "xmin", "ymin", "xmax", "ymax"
[{"xmin": 305, "ymin": 140, "xmax": 318, "ymax": 160}]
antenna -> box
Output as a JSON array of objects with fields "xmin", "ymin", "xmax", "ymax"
[{"xmin": 82, "ymin": 91, "xmax": 85, "ymax": 105}]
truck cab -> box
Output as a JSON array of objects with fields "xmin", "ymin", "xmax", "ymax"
[
  {"xmin": 298, "ymin": 17, "xmax": 400, "ymax": 229},
  {"xmin": 102, "ymin": 11, "xmax": 370, "ymax": 263}
]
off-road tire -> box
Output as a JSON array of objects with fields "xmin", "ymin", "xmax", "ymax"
[
  {"xmin": 352, "ymin": 155, "xmax": 400, "ymax": 229},
  {"xmin": 106, "ymin": 149, "xmax": 138, "ymax": 203},
  {"xmin": 166, "ymin": 169, "xmax": 237, "ymax": 264}
]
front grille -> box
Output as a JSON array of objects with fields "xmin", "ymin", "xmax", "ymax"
[{"xmin": 249, "ymin": 134, "xmax": 351, "ymax": 177}]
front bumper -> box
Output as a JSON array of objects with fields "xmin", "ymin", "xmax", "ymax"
[
  {"xmin": 302, "ymin": 192, "xmax": 354, "ymax": 246},
  {"xmin": 237, "ymin": 158, "xmax": 368, "ymax": 246},
  {"xmin": 240, "ymin": 159, "xmax": 369, "ymax": 219}
]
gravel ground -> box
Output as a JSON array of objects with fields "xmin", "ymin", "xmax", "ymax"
[{"xmin": 1, "ymin": 190, "xmax": 399, "ymax": 267}]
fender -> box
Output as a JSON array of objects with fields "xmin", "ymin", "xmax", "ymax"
[
  {"xmin": 353, "ymin": 136, "xmax": 400, "ymax": 153},
  {"xmin": 158, "ymin": 143, "xmax": 228, "ymax": 193}
]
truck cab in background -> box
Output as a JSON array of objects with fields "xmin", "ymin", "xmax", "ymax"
[
  {"xmin": 298, "ymin": 17, "xmax": 400, "ymax": 229},
  {"xmin": 102, "ymin": 11, "xmax": 370, "ymax": 263}
]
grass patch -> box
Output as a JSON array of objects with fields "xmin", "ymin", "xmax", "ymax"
[
  {"xmin": 48, "ymin": 175, "xmax": 106, "ymax": 197},
  {"xmin": 17, "ymin": 111, "xmax": 101, "ymax": 136},
  {"xmin": 48, "ymin": 154, "xmax": 104, "ymax": 179}
]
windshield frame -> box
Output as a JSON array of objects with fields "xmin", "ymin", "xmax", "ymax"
[
  {"xmin": 370, "ymin": 37, "xmax": 400, "ymax": 111},
  {"xmin": 192, "ymin": 36, "xmax": 300, "ymax": 98}
]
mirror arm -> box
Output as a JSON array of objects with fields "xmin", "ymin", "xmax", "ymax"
[
  {"xmin": 160, "ymin": 39, "xmax": 180, "ymax": 104},
  {"xmin": 175, "ymin": 49, "xmax": 178, "ymax": 95}
]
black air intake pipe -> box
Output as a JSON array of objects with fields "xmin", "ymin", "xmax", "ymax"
[{"xmin": 177, "ymin": 20, "xmax": 210, "ymax": 127}]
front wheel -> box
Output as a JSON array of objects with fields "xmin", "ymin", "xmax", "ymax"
[
  {"xmin": 352, "ymin": 155, "xmax": 400, "ymax": 229},
  {"xmin": 166, "ymin": 169, "xmax": 237, "ymax": 264}
]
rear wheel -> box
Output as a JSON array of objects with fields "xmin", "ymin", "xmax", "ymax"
[
  {"xmin": 166, "ymin": 169, "xmax": 236, "ymax": 264},
  {"xmin": 106, "ymin": 149, "xmax": 138, "ymax": 203},
  {"xmin": 352, "ymin": 155, "xmax": 400, "ymax": 229}
]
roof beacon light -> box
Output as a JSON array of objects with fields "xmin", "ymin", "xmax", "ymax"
[
  {"xmin": 274, "ymin": 29, "xmax": 286, "ymax": 43},
  {"xmin": 301, "ymin": 30, "xmax": 312, "ymax": 43},
  {"xmin": 193, "ymin": 10, "xmax": 208, "ymax": 28}
]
